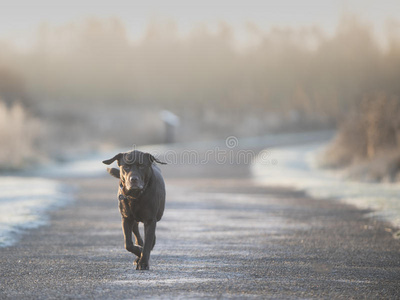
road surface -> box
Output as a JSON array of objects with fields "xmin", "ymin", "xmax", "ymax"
[{"xmin": 1, "ymin": 140, "xmax": 399, "ymax": 299}]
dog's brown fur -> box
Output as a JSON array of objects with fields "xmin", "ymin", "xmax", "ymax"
[{"xmin": 103, "ymin": 150, "xmax": 166, "ymax": 270}]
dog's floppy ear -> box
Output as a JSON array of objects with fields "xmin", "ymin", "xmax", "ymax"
[
  {"xmin": 106, "ymin": 168, "xmax": 120, "ymax": 179},
  {"xmin": 145, "ymin": 153, "xmax": 167, "ymax": 165},
  {"xmin": 102, "ymin": 153, "xmax": 123, "ymax": 166}
]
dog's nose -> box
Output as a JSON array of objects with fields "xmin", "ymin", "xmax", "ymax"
[{"xmin": 130, "ymin": 176, "xmax": 139, "ymax": 183}]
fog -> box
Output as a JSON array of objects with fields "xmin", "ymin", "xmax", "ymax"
[{"xmin": 0, "ymin": 15, "xmax": 400, "ymax": 168}]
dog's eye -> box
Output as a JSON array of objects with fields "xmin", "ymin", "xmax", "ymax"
[
  {"xmin": 138, "ymin": 165, "xmax": 145, "ymax": 169},
  {"xmin": 123, "ymin": 165, "xmax": 130, "ymax": 171}
]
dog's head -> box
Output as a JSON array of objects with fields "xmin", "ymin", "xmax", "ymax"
[{"xmin": 102, "ymin": 150, "xmax": 166, "ymax": 192}]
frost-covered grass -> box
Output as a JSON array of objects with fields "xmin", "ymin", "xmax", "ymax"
[
  {"xmin": 252, "ymin": 142, "xmax": 400, "ymax": 229},
  {"xmin": 0, "ymin": 101, "xmax": 43, "ymax": 170},
  {"xmin": 321, "ymin": 93, "xmax": 400, "ymax": 182}
]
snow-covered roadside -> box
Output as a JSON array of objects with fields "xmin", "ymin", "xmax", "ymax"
[
  {"xmin": 252, "ymin": 142, "xmax": 400, "ymax": 230},
  {"xmin": 0, "ymin": 177, "xmax": 72, "ymax": 247}
]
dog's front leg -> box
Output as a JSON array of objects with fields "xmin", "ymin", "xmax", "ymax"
[
  {"xmin": 137, "ymin": 220, "xmax": 156, "ymax": 270},
  {"xmin": 132, "ymin": 221, "xmax": 143, "ymax": 246},
  {"xmin": 122, "ymin": 218, "xmax": 142, "ymax": 257}
]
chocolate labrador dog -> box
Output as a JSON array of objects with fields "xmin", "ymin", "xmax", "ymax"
[{"xmin": 102, "ymin": 150, "xmax": 166, "ymax": 270}]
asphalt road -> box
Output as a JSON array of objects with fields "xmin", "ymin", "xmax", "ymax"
[{"xmin": 1, "ymin": 140, "xmax": 400, "ymax": 299}]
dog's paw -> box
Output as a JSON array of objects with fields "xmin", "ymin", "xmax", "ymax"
[
  {"xmin": 135, "ymin": 258, "xmax": 149, "ymax": 270},
  {"xmin": 138, "ymin": 263, "xmax": 149, "ymax": 270}
]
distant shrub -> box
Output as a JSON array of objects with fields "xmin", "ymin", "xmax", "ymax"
[
  {"xmin": 362, "ymin": 93, "xmax": 400, "ymax": 159},
  {"xmin": 0, "ymin": 100, "xmax": 43, "ymax": 170},
  {"xmin": 321, "ymin": 93, "xmax": 400, "ymax": 181},
  {"xmin": 0, "ymin": 68, "xmax": 28, "ymax": 106}
]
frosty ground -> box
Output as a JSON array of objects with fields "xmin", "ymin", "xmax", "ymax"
[{"xmin": 1, "ymin": 134, "xmax": 400, "ymax": 299}]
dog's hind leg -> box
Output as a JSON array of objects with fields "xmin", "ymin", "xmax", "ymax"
[{"xmin": 132, "ymin": 221, "xmax": 143, "ymax": 246}]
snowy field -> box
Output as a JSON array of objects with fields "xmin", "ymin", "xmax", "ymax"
[{"xmin": 252, "ymin": 142, "xmax": 400, "ymax": 229}]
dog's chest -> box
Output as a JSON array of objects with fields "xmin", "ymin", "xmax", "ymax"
[{"xmin": 118, "ymin": 196, "xmax": 149, "ymax": 222}]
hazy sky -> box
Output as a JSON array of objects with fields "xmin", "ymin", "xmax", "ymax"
[{"xmin": 1, "ymin": 0, "xmax": 399, "ymax": 48}]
